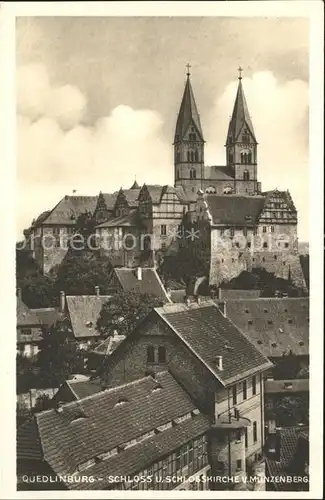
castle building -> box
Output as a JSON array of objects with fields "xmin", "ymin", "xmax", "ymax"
[
  {"xmin": 22, "ymin": 67, "xmax": 306, "ymax": 293},
  {"xmin": 174, "ymin": 67, "xmax": 261, "ymax": 199}
]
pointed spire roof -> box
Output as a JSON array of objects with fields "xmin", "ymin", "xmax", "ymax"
[
  {"xmin": 227, "ymin": 74, "xmax": 256, "ymax": 144},
  {"xmin": 130, "ymin": 179, "xmax": 140, "ymax": 190},
  {"xmin": 174, "ymin": 73, "xmax": 204, "ymax": 143}
]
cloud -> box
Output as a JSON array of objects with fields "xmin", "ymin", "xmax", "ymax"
[
  {"xmin": 205, "ymin": 71, "xmax": 309, "ymax": 240},
  {"xmin": 17, "ymin": 64, "xmax": 171, "ymax": 238}
]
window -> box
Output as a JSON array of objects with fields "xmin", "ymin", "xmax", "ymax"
[
  {"xmin": 263, "ymin": 226, "xmax": 267, "ymax": 233},
  {"xmin": 160, "ymin": 225, "xmax": 167, "ymax": 236},
  {"xmin": 243, "ymin": 227, "xmax": 247, "ymax": 236},
  {"xmin": 244, "ymin": 428, "xmax": 248, "ymax": 448},
  {"xmin": 190, "ymin": 168, "xmax": 196, "ymax": 179},
  {"xmin": 236, "ymin": 459, "xmax": 242, "ymax": 471},
  {"xmin": 242, "ymin": 380, "xmax": 247, "ymax": 400},
  {"xmin": 248, "ymin": 320, "xmax": 253, "ymax": 325},
  {"xmin": 252, "ymin": 376, "xmax": 257, "ymax": 395},
  {"xmin": 271, "ymin": 226, "xmax": 275, "ymax": 233},
  {"xmin": 158, "ymin": 346, "xmax": 166, "ymax": 363},
  {"xmin": 274, "ymin": 255, "xmax": 277, "ymax": 260},
  {"xmin": 175, "ymin": 450, "xmax": 181, "ymax": 471},
  {"xmin": 243, "ymin": 169, "xmax": 250, "ymax": 181},
  {"xmin": 230, "ymin": 228, "xmax": 235, "ymax": 237},
  {"xmin": 20, "ymin": 328, "xmax": 32, "ymax": 336},
  {"xmin": 284, "ymin": 242, "xmax": 289, "ymax": 248},
  {"xmin": 253, "ymin": 421, "xmax": 258, "ymax": 443},
  {"xmin": 147, "ymin": 346, "xmax": 155, "ymax": 363},
  {"xmin": 235, "ymin": 429, "xmax": 241, "ymax": 441},
  {"xmin": 263, "ymin": 242, "xmax": 268, "ymax": 248},
  {"xmin": 232, "ymin": 385, "xmax": 237, "ymax": 405},
  {"xmin": 187, "ymin": 151, "xmax": 190, "ymax": 162},
  {"xmin": 247, "ymin": 242, "xmax": 251, "ymax": 248},
  {"xmin": 161, "ymin": 242, "xmax": 166, "ymax": 251}
]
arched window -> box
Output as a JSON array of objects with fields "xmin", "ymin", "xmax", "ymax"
[
  {"xmin": 205, "ymin": 186, "xmax": 216, "ymax": 194},
  {"xmin": 147, "ymin": 346, "xmax": 155, "ymax": 363},
  {"xmin": 241, "ymin": 152, "xmax": 245, "ymax": 164},
  {"xmin": 158, "ymin": 346, "xmax": 166, "ymax": 363},
  {"xmin": 190, "ymin": 168, "xmax": 196, "ymax": 180},
  {"xmin": 228, "ymin": 151, "xmax": 233, "ymax": 164},
  {"xmin": 243, "ymin": 170, "xmax": 250, "ymax": 181},
  {"xmin": 248, "ymin": 152, "xmax": 252, "ymax": 164},
  {"xmin": 190, "ymin": 151, "xmax": 195, "ymax": 162},
  {"xmin": 195, "ymin": 150, "xmax": 199, "ymax": 162},
  {"xmin": 187, "ymin": 151, "xmax": 190, "ymax": 162},
  {"xmin": 223, "ymin": 186, "xmax": 233, "ymax": 195}
]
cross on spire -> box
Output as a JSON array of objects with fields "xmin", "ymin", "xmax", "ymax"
[
  {"xmin": 186, "ymin": 63, "xmax": 191, "ymax": 77},
  {"xmin": 238, "ymin": 66, "xmax": 243, "ymax": 80}
]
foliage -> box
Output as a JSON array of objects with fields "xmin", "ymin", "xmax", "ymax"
[
  {"xmin": 265, "ymin": 394, "xmax": 309, "ymax": 427},
  {"xmin": 37, "ymin": 319, "xmax": 83, "ymax": 387},
  {"xmin": 73, "ymin": 211, "xmax": 97, "ymax": 246},
  {"xmin": 272, "ymin": 353, "xmax": 308, "ymax": 380},
  {"xmin": 96, "ymin": 290, "xmax": 164, "ymax": 338},
  {"xmin": 16, "ymin": 353, "xmax": 38, "ymax": 394},
  {"xmin": 16, "ymin": 248, "xmax": 56, "ymax": 308}
]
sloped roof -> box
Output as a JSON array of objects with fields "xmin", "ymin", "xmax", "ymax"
[
  {"xmin": 123, "ymin": 188, "xmax": 141, "ymax": 207},
  {"xmin": 96, "ymin": 209, "xmax": 138, "ymax": 228},
  {"xmin": 265, "ymin": 379, "xmax": 309, "ymax": 394},
  {"xmin": 174, "ymin": 75, "xmax": 204, "ymax": 142},
  {"xmin": 224, "ymin": 298, "xmax": 309, "ymax": 357},
  {"xmin": 31, "ymin": 307, "xmax": 63, "ymax": 328},
  {"xmin": 17, "ymin": 372, "xmax": 210, "ymax": 488},
  {"xmin": 91, "ymin": 334, "xmax": 126, "ymax": 356},
  {"xmin": 265, "ymin": 426, "xmax": 309, "ymax": 490},
  {"xmin": 66, "ymin": 378, "xmax": 104, "ymax": 400},
  {"xmin": 205, "ymin": 194, "xmax": 265, "ymax": 225},
  {"xmin": 113, "ymin": 268, "xmax": 171, "ymax": 303},
  {"xmin": 17, "ymin": 297, "xmax": 42, "ymax": 327},
  {"xmin": 226, "ymin": 78, "xmax": 256, "ymax": 144},
  {"xmin": 42, "ymin": 195, "xmax": 98, "ymax": 225},
  {"xmin": 155, "ymin": 301, "xmax": 272, "ymax": 386},
  {"xmin": 144, "ymin": 184, "xmax": 164, "ymax": 204},
  {"xmin": 66, "ymin": 295, "xmax": 111, "ymax": 339},
  {"xmin": 130, "ymin": 180, "xmax": 140, "ymax": 190},
  {"xmin": 101, "ymin": 193, "xmax": 117, "ymax": 211}
]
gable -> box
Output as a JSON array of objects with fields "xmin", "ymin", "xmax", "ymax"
[{"xmin": 258, "ymin": 190, "xmax": 297, "ymax": 225}]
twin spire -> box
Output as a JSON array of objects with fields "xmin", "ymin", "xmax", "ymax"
[{"xmin": 174, "ymin": 65, "xmax": 256, "ymax": 145}]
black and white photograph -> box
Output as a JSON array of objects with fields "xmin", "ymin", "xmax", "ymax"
[{"xmin": 0, "ymin": 1, "xmax": 323, "ymax": 498}]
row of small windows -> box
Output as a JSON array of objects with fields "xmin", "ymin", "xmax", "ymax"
[
  {"xmin": 175, "ymin": 151, "xmax": 200, "ymax": 163},
  {"xmin": 147, "ymin": 345, "xmax": 166, "ymax": 364},
  {"xmin": 232, "ymin": 376, "xmax": 257, "ymax": 406},
  {"xmin": 241, "ymin": 153, "xmax": 252, "ymax": 164}
]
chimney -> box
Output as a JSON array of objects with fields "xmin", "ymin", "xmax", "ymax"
[
  {"xmin": 95, "ymin": 285, "xmax": 100, "ymax": 297},
  {"xmin": 136, "ymin": 267, "xmax": 142, "ymax": 281},
  {"xmin": 16, "ymin": 288, "xmax": 22, "ymax": 300},
  {"xmin": 216, "ymin": 355, "xmax": 223, "ymax": 371},
  {"xmin": 59, "ymin": 291, "xmax": 65, "ymax": 313}
]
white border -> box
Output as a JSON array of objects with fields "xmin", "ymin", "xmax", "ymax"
[{"xmin": 0, "ymin": 2, "xmax": 323, "ymax": 499}]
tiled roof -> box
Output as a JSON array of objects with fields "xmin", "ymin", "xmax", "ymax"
[
  {"xmin": 42, "ymin": 195, "xmax": 98, "ymax": 225},
  {"xmin": 205, "ymin": 194, "xmax": 265, "ymax": 225},
  {"xmin": 144, "ymin": 185, "xmax": 164, "ymax": 204},
  {"xmin": 96, "ymin": 209, "xmax": 138, "ymax": 228},
  {"xmin": 156, "ymin": 301, "xmax": 272, "ymax": 386},
  {"xmin": 265, "ymin": 379, "xmax": 309, "ymax": 394},
  {"xmin": 17, "ymin": 372, "xmax": 210, "ymax": 488},
  {"xmin": 31, "ymin": 307, "xmax": 63, "ymax": 328},
  {"xmin": 218, "ymin": 289, "xmax": 262, "ymax": 300},
  {"xmin": 66, "ymin": 378, "xmax": 104, "ymax": 400},
  {"xmin": 123, "ymin": 188, "xmax": 141, "ymax": 207},
  {"xmin": 224, "ymin": 298, "xmax": 309, "ymax": 357},
  {"xmin": 91, "ymin": 334, "xmax": 126, "ymax": 356},
  {"xmin": 113, "ymin": 268, "xmax": 171, "ymax": 303},
  {"xmin": 17, "ymin": 298, "xmax": 42, "ymax": 326},
  {"xmin": 205, "ymin": 165, "xmax": 235, "ymax": 181},
  {"xmin": 66, "ymin": 295, "xmax": 111, "ymax": 339},
  {"xmin": 265, "ymin": 426, "xmax": 309, "ymax": 490},
  {"xmin": 101, "ymin": 193, "xmax": 117, "ymax": 210}
]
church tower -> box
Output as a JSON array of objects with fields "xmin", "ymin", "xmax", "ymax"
[
  {"xmin": 174, "ymin": 65, "xmax": 205, "ymax": 197},
  {"xmin": 226, "ymin": 68, "xmax": 260, "ymax": 195}
]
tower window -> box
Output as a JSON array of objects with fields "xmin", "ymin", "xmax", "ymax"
[
  {"xmin": 189, "ymin": 133, "xmax": 197, "ymax": 141},
  {"xmin": 176, "ymin": 152, "xmax": 181, "ymax": 163},
  {"xmin": 176, "ymin": 169, "xmax": 180, "ymax": 181},
  {"xmin": 190, "ymin": 168, "xmax": 196, "ymax": 180},
  {"xmin": 253, "ymin": 422, "xmax": 258, "ymax": 443},
  {"xmin": 243, "ymin": 170, "xmax": 250, "ymax": 181},
  {"xmin": 248, "ymin": 152, "xmax": 252, "ymax": 163},
  {"xmin": 195, "ymin": 150, "xmax": 199, "ymax": 162},
  {"xmin": 160, "ymin": 225, "xmax": 167, "ymax": 236},
  {"xmin": 187, "ymin": 151, "xmax": 190, "ymax": 162}
]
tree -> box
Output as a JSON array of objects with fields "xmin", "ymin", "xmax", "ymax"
[
  {"xmin": 53, "ymin": 250, "xmax": 113, "ymax": 296},
  {"xmin": 96, "ymin": 290, "xmax": 164, "ymax": 338},
  {"xmin": 73, "ymin": 211, "xmax": 97, "ymax": 246},
  {"xmin": 37, "ymin": 319, "xmax": 83, "ymax": 387},
  {"xmin": 16, "ymin": 248, "xmax": 56, "ymax": 308}
]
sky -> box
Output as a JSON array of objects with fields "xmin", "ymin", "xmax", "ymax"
[{"xmin": 16, "ymin": 16, "xmax": 309, "ymax": 241}]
